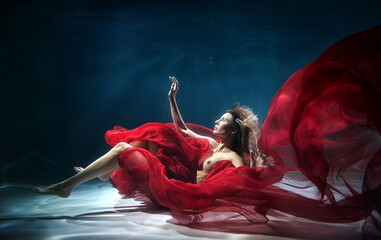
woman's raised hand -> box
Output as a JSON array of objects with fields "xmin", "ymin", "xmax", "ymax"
[{"xmin": 168, "ymin": 76, "xmax": 178, "ymax": 98}]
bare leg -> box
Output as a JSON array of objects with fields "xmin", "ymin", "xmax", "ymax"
[
  {"xmin": 97, "ymin": 141, "xmax": 157, "ymax": 180},
  {"xmin": 34, "ymin": 142, "xmax": 131, "ymax": 198},
  {"xmin": 74, "ymin": 166, "xmax": 117, "ymax": 181},
  {"xmin": 34, "ymin": 141, "xmax": 158, "ymax": 198},
  {"xmin": 74, "ymin": 141, "xmax": 157, "ymax": 181}
]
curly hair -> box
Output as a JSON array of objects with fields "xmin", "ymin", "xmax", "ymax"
[{"xmin": 226, "ymin": 103, "xmax": 271, "ymax": 167}]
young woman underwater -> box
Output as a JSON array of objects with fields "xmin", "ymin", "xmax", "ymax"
[
  {"xmin": 35, "ymin": 27, "xmax": 381, "ymax": 225},
  {"xmin": 34, "ymin": 76, "xmax": 268, "ymax": 198}
]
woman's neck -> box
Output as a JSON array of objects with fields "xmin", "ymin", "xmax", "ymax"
[{"xmin": 219, "ymin": 136, "xmax": 235, "ymax": 152}]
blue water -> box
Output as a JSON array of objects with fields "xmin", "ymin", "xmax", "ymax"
[{"xmin": 1, "ymin": 0, "xmax": 381, "ymax": 183}]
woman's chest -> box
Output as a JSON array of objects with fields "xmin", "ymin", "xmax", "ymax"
[{"xmin": 201, "ymin": 151, "xmax": 233, "ymax": 172}]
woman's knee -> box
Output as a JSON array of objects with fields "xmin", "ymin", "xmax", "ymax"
[
  {"xmin": 111, "ymin": 141, "xmax": 156, "ymax": 156},
  {"xmin": 112, "ymin": 142, "xmax": 131, "ymax": 153}
]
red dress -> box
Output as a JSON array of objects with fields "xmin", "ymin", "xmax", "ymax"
[{"xmin": 105, "ymin": 27, "xmax": 381, "ymax": 224}]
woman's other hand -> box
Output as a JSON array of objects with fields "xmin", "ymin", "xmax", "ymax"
[{"xmin": 196, "ymin": 170, "xmax": 209, "ymax": 184}]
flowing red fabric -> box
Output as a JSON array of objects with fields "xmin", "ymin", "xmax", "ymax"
[{"xmin": 105, "ymin": 27, "xmax": 381, "ymax": 226}]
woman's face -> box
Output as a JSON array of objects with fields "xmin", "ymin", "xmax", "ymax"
[{"xmin": 213, "ymin": 113, "xmax": 234, "ymax": 136}]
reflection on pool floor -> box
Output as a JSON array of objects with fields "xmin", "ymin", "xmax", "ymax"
[{"xmin": 0, "ymin": 181, "xmax": 377, "ymax": 240}]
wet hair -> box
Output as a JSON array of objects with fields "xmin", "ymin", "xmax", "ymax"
[{"xmin": 226, "ymin": 103, "xmax": 270, "ymax": 167}]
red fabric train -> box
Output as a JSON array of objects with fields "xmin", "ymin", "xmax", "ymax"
[{"xmin": 105, "ymin": 27, "xmax": 381, "ymax": 225}]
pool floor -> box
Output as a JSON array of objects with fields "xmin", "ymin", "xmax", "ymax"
[{"xmin": 0, "ymin": 181, "xmax": 377, "ymax": 240}]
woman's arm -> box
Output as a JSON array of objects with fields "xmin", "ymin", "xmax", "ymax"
[
  {"xmin": 168, "ymin": 76, "xmax": 187, "ymax": 132},
  {"xmin": 168, "ymin": 76, "xmax": 219, "ymax": 147}
]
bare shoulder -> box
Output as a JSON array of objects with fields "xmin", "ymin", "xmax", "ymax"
[{"xmin": 226, "ymin": 151, "xmax": 244, "ymax": 167}]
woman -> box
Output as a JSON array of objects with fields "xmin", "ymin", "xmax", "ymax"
[
  {"xmin": 34, "ymin": 76, "xmax": 265, "ymax": 198},
  {"xmin": 35, "ymin": 27, "xmax": 380, "ymax": 225}
]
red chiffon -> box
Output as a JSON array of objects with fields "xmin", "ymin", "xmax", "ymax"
[
  {"xmin": 105, "ymin": 123, "xmax": 211, "ymax": 196},
  {"xmin": 105, "ymin": 27, "xmax": 381, "ymax": 225}
]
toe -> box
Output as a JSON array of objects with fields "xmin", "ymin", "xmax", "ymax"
[{"xmin": 33, "ymin": 187, "xmax": 43, "ymax": 194}]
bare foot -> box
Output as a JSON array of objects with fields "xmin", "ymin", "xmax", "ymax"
[
  {"xmin": 74, "ymin": 166, "xmax": 84, "ymax": 173},
  {"xmin": 74, "ymin": 166, "xmax": 110, "ymax": 181},
  {"xmin": 33, "ymin": 183, "xmax": 71, "ymax": 198}
]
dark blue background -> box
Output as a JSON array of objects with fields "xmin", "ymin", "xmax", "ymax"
[{"xmin": 1, "ymin": 0, "xmax": 380, "ymax": 183}]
